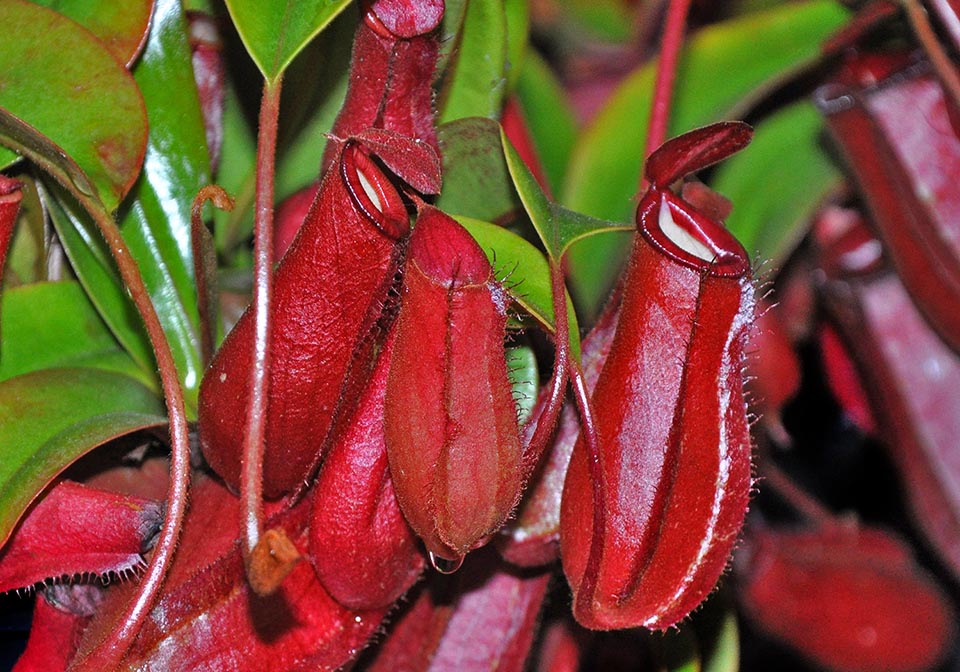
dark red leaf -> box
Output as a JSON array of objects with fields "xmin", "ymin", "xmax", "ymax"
[
  {"xmin": 366, "ymin": 550, "xmax": 550, "ymax": 671},
  {"xmin": 72, "ymin": 476, "xmax": 386, "ymax": 671}
]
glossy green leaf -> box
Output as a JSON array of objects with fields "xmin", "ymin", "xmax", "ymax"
[
  {"xmin": 437, "ymin": 117, "xmax": 520, "ymax": 222},
  {"xmin": 506, "ymin": 345, "xmax": 538, "ymax": 426},
  {"xmin": 457, "ymin": 216, "xmax": 581, "ymax": 358},
  {"xmin": 439, "ymin": 0, "xmax": 508, "ymax": 123},
  {"xmin": 32, "ymin": 0, "xmax": 154, "ymax": 66},
  {"xmin": 710, "ymin": 101, "xmax": 842, "ymax": 263},
  {"xmin": 0, "ymin": 368, "xmax": 167, "ymax": 547},
  {"xmin": 502, "ymin": 128, "xmax": 630, "ymax": 261},
  {"xmin": 46, "ymin": 189, "xmax": 156, "ymax": 378},
  {"xmin": 561, "ymin": 0, "xmax": 850, "ymax": 316},
  {"xmin": 117, "ymin": 0, "xmax": 212, "ymax": 410},
  {"xmin": 0, "ymin": 282, "xmax": 152, "ymax": 390},
  {"xmin": 225, "ymin": 0, "xmax": 353, "ymax": 82},
  {"xmin": 514, "ymin": 50, "xmax": 579, "ymax": 196},
  {"xmin": 0, "ymin": 0, "xmax": 148, "ymax": 211}
]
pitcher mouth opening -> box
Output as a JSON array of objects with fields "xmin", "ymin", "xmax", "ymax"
[
  {"xmin": 637, "ymin": 190, "xmax": 750, "ymax": 278},
  {"xmin": 341, "ymin": 141, "xmax": 410, "ymax": 241}
]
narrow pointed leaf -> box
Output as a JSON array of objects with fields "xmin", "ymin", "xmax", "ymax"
[
  {"xmin": 0, "ymin": 368, "xmax": 166, "ymax": 547},
  {"xmin": 502, "ymin": 129, "xmax": 630, "ymax": 260},
  {"xmin": 0, "ymin": 0, "xmax": 148, "ymax": 210},
  {"xmin": 224, "ymin": 0, "xmax": 354, "ymax": 81},
  {"xmin": 32, "ymin": 0, "xmax": 154, "ymax": 66}
]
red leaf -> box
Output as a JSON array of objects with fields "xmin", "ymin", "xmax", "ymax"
[
  {"xmin": 0, "ymin": 175, "xmax": 23, "ymax": 339},
  {"xmin": 0, "ymin": 481, "xmax": 161, "ymax": 593},
  {"xmin": 385, "ymin": 206, "xmax": 522, "ymax": 562},
  {"xmin": 198, "ymin": 140, "xmax": 409, "ymax": 498},
  {"xmin": 72, "ymin": 476, "xmax": 386, "ymax": 671},
  {"xmin": 561, "ymin": 185, "xmax": 754, "ymax": 630}
]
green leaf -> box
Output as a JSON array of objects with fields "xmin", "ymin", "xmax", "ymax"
[
  {"xmin": 0, "ymin": 282, "xmax": 152, "ymax": 390},
  {"xmin": 503, "ymin": 0, "xmax": 529, "ymax": 92},
  {"xmin": 32, "ymin": 0, "xmax": 154, "ymax": 66},
  {"xmin": 438, "ymin": 0, "xmax": 508, "ymax": 123},
  {"xmin": 710, "ymin": 101, "xmax": 842, "ymax": 264},
  {"xmin": 506, "ymin": 345, "xmax": 538, "ymax": 426},
  {"xmin": 0, "ymin": 0, "xmax": 148, "ymax": 211},
  {"xmin": 118, "ymin": 0, "xmax": 212, "ymax": 410},
  {"xmin": 0, "ymin": 368, "xmax": 167, "ymax": 547},
  {"xmin": 225, "ymin": 0, "xmax": 354, "ymax": 82},
  {"xmin": 437, "ymin": 117, "xmax": 520, "ymax": 222},
  {"xmin": 502, "ymin": 129, "xmax": 630, "ymax": 260},
  {"xmin": 702, "ymin": 610, "xmax": 740, "ymax": 672},
  {"xmin": 437, "ymin": 0, "xmax": 468, "ymax": 78},
  {"xmin": 456, "ymin": 216, "xmax": 581, "ymax": 359},
  {"xmin": 514, "ymin": 50, "xmax": 579, "ymax": 196},
  {"xmin": 561, "ymin": 0, "xmax": 850, "ymax": 316},
  {"xmin": 46, "ymin": 190, "xmax": 156, "ymax": 379}
]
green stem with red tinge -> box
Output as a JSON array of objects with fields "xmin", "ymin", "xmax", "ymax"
[
  {"xmin": 524, "ymin": 260, "xmax": 571, "ymax": 461},
  {"xmin": 59, "ymin": 200, "xmax": 191, "ymax": 672},
  {"xmin": 903, "ymin": 0, "xmax": 960, "ymax": 114},
  {"xmin": 644, "ymin": 0, "xmax": 694, "ymax": 172},
  {"xmin": 242, "ymin": 77, "xmax": 282, "ymax": 588},
  {"xmin": 191, "ymin": 185, "xmax": 234, "ymax": 368}
]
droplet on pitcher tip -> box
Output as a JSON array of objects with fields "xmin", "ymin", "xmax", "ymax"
[{"xmin": 428, "ymin": 551, "xmax": 464, "ymax": 574}]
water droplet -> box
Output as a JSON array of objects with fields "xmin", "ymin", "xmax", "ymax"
[{"xmin": 428, "ymin": 552, "xmax": 464, "ymax": 574}]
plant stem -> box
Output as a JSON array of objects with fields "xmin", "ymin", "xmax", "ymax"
[
  {"xmin": 63, "ymin": 201, "xmax": 191, "ymax": 672},
  {"xmin": 568, "ymin": 361, "xmax": 605, "ymax": 623},
  {"xmin": 241, "ymin": 77, "xmax": 282, "ymax": 589},
  {"xmin": 191, "ymin": 185, "xmax": 234, "ymax": 368},
  {"xmin": 761, "ymin": 460, "xmax": 834, "ymax": 525},
  {"xmin": 523, "ymin": 260, "xmax": 570, "ymax": 466},
  {"xmin": 643, "ymin": 0, "xmax": 693, "ymax": 172},
  {"xmin": 903, "ymin": 0, "xmax": 960, "ymax": 114}
]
